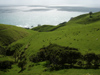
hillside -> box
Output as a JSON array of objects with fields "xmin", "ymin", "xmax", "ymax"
[
  {"xmin": 11, "ymin": 12, "xmax": 100, "ymax": 55},
  {"xmin": 31, "ymin": 22, "xmax": 66, "ymax": 32},
  {"xmin": 0, "ymin": 24, "xmax": 31, "ymax": 46},
  {"xmin": 68, "ymin": 11, "xmax": 100, "ymax": 24},
  {"xmin": 0, "ymin": 12, "xmax": 100, "ymax": 75},
  {"xmin": 0, "ymin": 24, "xmax": 33, "ymax": 58}
]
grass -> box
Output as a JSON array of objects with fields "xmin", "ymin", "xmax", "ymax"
[
  {"xmin": 0, "ymin": 12, "xmax": 100, "ymax": 75},
  {"xmin": 31, "ymin": 22, "xmax": 66, "ymax": 32},
  {"xmin": 12, "ymin": 21, "xmax": 100, "ymax": 56},
  {"xmin": 3, "ymin": 64, "xmax": 100, "ymax": 75},
  {"xmin": 0, "ymin": 24, "xmax": 31, "ymax": 46},
  {"xmin": 31, "ymin": 25, "xmax": 56, "ymax": 32}
]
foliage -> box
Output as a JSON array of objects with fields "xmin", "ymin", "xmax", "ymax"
[
  {"xmin": 84, "ymin": 53, "xmax": 99, "ymax": 68},
  {"xmin": 6, "ymin": 43, "xmax": 23, "ymax": 56},
  {"xmin": 30, "ymin": 44, "xmax": 82, "ymax": 70},
  {"xmin": 18, "ymin": 60, "xmax": 27, "ymax": 73},
  {"xmin": 89, "ymin": 11, "xmax": 93, "ymax": 18},
  {"xmin": 0, "ymin": 46, "xmax": 6, "ymax": 55},
  {"xmin": 0, "ymin": 61, "xmax": 14, "ymax": 70},
  {"xmin": 30, "ymin": 44, "xmax": 100, "ymax": 70},
  {"xmin": 17, "ymin": 44, "xmax": 27, "ymax": 73}
]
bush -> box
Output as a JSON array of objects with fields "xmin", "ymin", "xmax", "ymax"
[
  {"xmin": 84, "ymin": 53, "xmax": 99, "ymax": 68},
  {"xmin": 0, "ymin": 61, "xmax": 14, "ymax": 70},
  {"xmin": 30, "ymin": 44, "xmax": 100, "ymax": 70},
  {"xmin": 6, "ymin": 43, "xmax": 23, "ymax": 56},
  {"xmin": 30, "ymin": 44, "xmax": 82, "ymax": 70},
  {"xmin": 0, "ymin": 46, "xmax": 6, "ymax": 55},
  {"xmin": 18, "ymin": 61, "xmax": 27, "ymax": 73}
]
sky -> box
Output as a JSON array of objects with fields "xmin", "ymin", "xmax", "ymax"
[{"xmin": 0, "ymin": 0, "xmax": 100, "ymax": 7}]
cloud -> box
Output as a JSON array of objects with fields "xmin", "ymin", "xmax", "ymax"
[
  {"xmin": 48, "ymin": 6, "xmax": 100, "ymax": 12},
  {"xmin": 0, "ymin": 5, "xmax": 53, "ymax": 13},
  {"xmin": 0, "ymin": 0, "xmax": 100, "ymax": 8},
  {"xmin": 0, "ymin": 5, "xmax": 100, "ymax": 13}
]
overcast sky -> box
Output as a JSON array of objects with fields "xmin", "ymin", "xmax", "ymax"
[{"xmin": 0, "ymin": 0, "xmax": 100, "ymax": 7}]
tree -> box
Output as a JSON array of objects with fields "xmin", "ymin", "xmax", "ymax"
[
  {"xmin": 84, "ymin": 53, "xmax": 99, "ymax": 68},
  {"xmin": 67, "ymin": 51, "xmax": 82, "ymax": 68},
  {"xmin": 0, "ymin": 46, "xmax": 6, "ymax": 55},
  {"xmin": 89, "ymin": 11, "xmax": 93, "ymax": 18},
  {"xmin": 30, "ymin": 44, "xmax": 81, "ymax": 70},
  {"xmin": 18, "ymin": 61, "xmax": 27, "ymax": 73},
  {"xmin": 31, "ymin": 26, "xmax": 33, "ymax": 28},
  {"xmin": 0, "ymin": 61, "xmax": 13, "ymax": 70},
  {"xmin": 38, "ymin": 24, "xmax": 41, "ymax": 26}
]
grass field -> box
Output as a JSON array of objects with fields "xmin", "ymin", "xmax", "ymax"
[
  {"xmin": 0, "ymin": 24, "xmax": 31, "ymax": 46},
  {"xmin": 0, "ymin": 12, "xmax": 100, "ymax": 75},
  {"xmin": 1, "ymin": 63, "xmax": 100, "ymax": 75}
]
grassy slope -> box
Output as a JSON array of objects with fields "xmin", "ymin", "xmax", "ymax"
[
  {"xmin": 0, "ymin": 24, "xmax": 31, "ymax": 46},
  {"xmin": 31, "ymin": 22, "xmax": 66, "ymax": 32},
  {"xmin": 11, "ymin": 12, "xmax": 100, "ymax": 55},
  {"xmin": 0, "ymin": 24, "xmax": 34, "ymax": 63},
  {"xmin": 1, "ymin": 12, "xmax": 100, "ymax": 75},
  {"xmin": 31, "ymin": 25, "xmax": 56, "ymax": 32}
]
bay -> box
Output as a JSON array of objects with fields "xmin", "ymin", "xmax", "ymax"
[{"xmin": 0, "ymin": 5, "xmax": 99, "ymax": 28}]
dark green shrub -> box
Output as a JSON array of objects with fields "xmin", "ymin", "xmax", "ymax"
[
  {"xmin": 30, "ymin": 44, "xmax": 82, "ymax": 70},
  {"xmin": 30, "ymin": 44, "xmax": 100, "ymax": 70},
  {"xmin": 0, "ymin": 46, "xmax": 6, "ymax": 55},
  {"xmin": 84, "ymin": 53, "xmax": 99, "ymax": 68},
  {"xmin": 89, "ymin": 11, "xmax": 93, "ymax": 18},
  {"xmin": 0, "ymin": 61, "xmax": 14, "ymax": 70},
  {"xmin": 6, "ymin": 43, "xmax": 23, "ymax": 56},
  {"xmin": 66, "ymin": 51, "xmax": 82, "ymax": 67},
  {"xmin": 18, "ymin": 61, "xmax": 27, "ymax": 73}
]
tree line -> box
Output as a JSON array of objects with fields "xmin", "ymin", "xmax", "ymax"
[{"xmin": 30, "ymin": 44, "xmax": 100, "ymax": 71}]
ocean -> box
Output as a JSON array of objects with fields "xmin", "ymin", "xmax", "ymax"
[{"xmin": 0, "ymin": 5, "xmax": 100, "ymax": 28}]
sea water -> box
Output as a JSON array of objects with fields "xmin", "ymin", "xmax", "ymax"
[{"xmin": 0, "ymin": 5, "xmax": 99, "ymax": 28}]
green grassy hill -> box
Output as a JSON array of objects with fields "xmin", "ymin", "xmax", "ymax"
[
  {"xmin": 0, "ymin": 12, "xmax": 100, "ymax": 75},
  {"xmin": 31, "ymin": 25, "xmax": 55, "ymax": 32},
  {"xmin": 11, "ymin": 12, "xmax": 100, "ymax": 55},
  {"xmin": 0, "ymin": 24, "xmax": 31, "ymax": 46},
  {"xmin": 0, "ymin": 24, "xmax": 32, "ymax": 62},
  {"xmin": 31, "ymin": 22, "xmax": 66, "ymax": 32},
  {"xmin": 68, "ymin": 12, "xmax": 100, "ymax": 24}
]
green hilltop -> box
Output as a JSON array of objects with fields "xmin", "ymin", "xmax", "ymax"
[
  {"xmin": 31, "ymin": 22, "xmax": 66, "ymax": 32},
  {"xmin": 0, "ymin": 24, "xmax": 30, "ymax": 46},
  {"xmin": 0, "ymin": 12, "xmax": 100, "ymax": 75}
]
